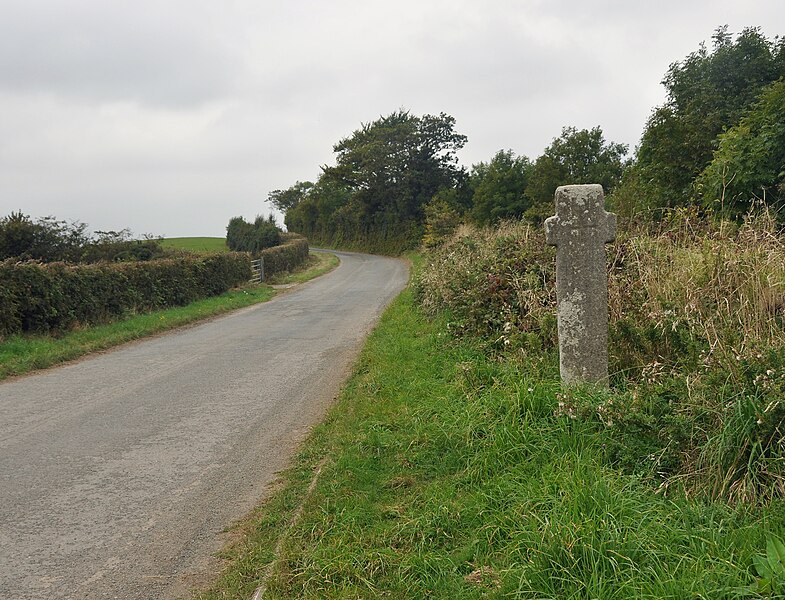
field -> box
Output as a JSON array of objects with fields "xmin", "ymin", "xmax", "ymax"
[{"xmin": 160, "ymin": 237, "xmax": 229, "ymax": 253}]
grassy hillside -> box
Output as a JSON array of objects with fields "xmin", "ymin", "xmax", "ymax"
[{"xmin": 160, "ymin": 237, "xmax": 228, "ymax": 253}]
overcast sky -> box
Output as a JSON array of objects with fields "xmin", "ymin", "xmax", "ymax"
[{"xmin": 1, "ymin": 1, "xmax": 783, "ymax": 237}]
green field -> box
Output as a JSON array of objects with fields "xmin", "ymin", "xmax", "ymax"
[{"xmin": 160, "ymin": 237, "xmax": 228, "ymax": 253}]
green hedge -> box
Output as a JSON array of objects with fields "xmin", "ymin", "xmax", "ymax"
[
  {"xmin": 0, "ymin": 253, "xmax": 251, "ymax": 336},
  {"xmin": 258, "ymin": 233, "xmax": 309, "ymax": 278}
]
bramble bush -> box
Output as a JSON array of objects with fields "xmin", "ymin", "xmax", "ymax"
[
  {"xmin": 414, "ymin": 209, "xmax": 785, "ymax": 503},
  {"xmin": 413, "ymin": 221, "xmax": 557, "ymax": 352},
  {"xmin": 0, "ymin": 253, "xmax": 251, "ymax": 337}
]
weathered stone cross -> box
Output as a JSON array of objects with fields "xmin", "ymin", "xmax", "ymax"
[{"xmin": 544, "ymin": 184, "xmax": 616, "ymax": 386}]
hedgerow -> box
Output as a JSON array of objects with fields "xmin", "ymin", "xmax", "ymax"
[
  {"xmin": 258, "ymin": 233, "xmax": 309, "ymax": 277},
  {"xmin": 0, "ymin": 253, "xmax": 251, "ymax": 337}
]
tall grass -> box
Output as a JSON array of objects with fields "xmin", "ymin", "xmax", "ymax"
[
  {"xmin": 610, "ymin": 209, "xmax": 785, "ymax": 371},
  {"xmin": 414, "ymin": 210, "xmax": 785, "ymax": 504}
]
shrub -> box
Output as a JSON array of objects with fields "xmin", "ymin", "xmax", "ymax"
[
  {"xmin": 696, "ymin": 79, "xmax": 785, "ymax": 218},
  {"xmin": 422, "ymin": 194, "xmax": 461, "ymax": 248},
  {"xmin": 0, "ymin": 212, "xmax": 169, "ymax": 263},
  {"xmin": 78, "ymin": 230, "xmax": 168, "ymax": 263},
  {"xmin": 0, "ymin": 212, "xmax": 89, "ymax": 262},
  {"xmin": 413, "ymin": 221, "xmax": 557, "ymax": 353}
]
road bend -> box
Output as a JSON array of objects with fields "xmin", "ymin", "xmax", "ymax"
[{"xmin": 0, "ymin": 251, "xmax": 408, "ymax": 599}]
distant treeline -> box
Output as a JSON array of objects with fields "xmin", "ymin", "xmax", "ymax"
[
  {"xmin": 0, "ymin": 211, "xmax": 169, "ymax": 263},
  {"xmin": 270, "ymin": 26, "xmax": 785, "ymax": 253}
]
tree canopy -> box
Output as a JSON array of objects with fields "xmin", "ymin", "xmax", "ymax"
[
  {"xmin": 469, "ymin": 150, "xmax": 532, "ymax": 226},
  {"xmin": 464, "ymin": 127, "xmax": 626, "ymax": 227},
  {"xmin": 268, "ymin": 181, "xmax": 313, "ymax": 213},
  {"xmin": 696, "ymin": 79, "xmax": 785, "ymax": 216},
  {"xmin": 527, "ymin": 126, "xmax": 628, "ymax": 208},
  {"xmin": 285, "ymin": 111, "xmax": 467, "ymax": 251},
  {"xmin": 273, "ymin": 26, "xmax": 785, "ymax": 250},
  {"xmin": 632, "ymin": 26, "xmax": 785, "ymax": 210}
]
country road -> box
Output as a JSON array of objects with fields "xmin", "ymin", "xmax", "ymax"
[{"xmin": 0, "ymin": 251, "xmax": 408, "ymax": 600}]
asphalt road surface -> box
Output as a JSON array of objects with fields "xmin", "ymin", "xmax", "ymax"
[{"xmin": 0, "ymin": 251, "xmax": 408, "ymax": 599}]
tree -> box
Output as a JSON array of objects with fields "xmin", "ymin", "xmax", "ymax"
[
  {"xmin": 696, "ymin": 79, "xmax": 785, "ymax": 217},
  {"xmin": 526, "ymin": 126, "xmax": 628, "ymax": 210},
  {"xmin": 634, "ymin": 26, "xmax": 785, "ymax": 210},
  {"xmin": 319, "ymin": 110, "xmax": 467, "ymax": 248},
  {"xmin": 226, "ymin": 215, "xmax": 281, "ymax": 253},
  {"xmin": 283, "ymin": 177, "xmax": 353, "ymax": 241},
  {"xmin": 469, "ymin": 150, "xmax": 532, "ymax": 226},
  {"xmin": 0, "ymin": 211, "xmax": 89, "ymax": 261},
  {"xmin": 0, "ymin": 212, "xmax": 166, "ymax": 263},
  {"xmin": 268, "ymin": 181, "xmax": 313, "ymax": 213},
  {"xmin": 0, "ymin": 211, "xmax": 39, "ymax": 259}
]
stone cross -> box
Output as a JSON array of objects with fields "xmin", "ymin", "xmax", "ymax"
[{"xmin": 544, "ymin": 184, "xmax": 616, "ymax": 386}]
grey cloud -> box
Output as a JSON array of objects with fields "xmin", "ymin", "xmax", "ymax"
[{"xmin": 0, "ymin": 0, "xmax": 238, "ymax": 107}]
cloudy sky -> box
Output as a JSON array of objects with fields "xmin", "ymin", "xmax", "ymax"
[{"xmin": 1, "ymin": 1, "xmax": 783, "ymax": 237}]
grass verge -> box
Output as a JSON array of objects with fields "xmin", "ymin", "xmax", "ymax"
[
  {"xmin": 0, "ymin": 252, "xmax": 338, "ymax": 381},
  {"xmin": 195, "ymin": 287, "xmax": 785, "ymax": 599}
]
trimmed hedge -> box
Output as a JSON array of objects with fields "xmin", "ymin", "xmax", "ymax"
[
  {"xmin": 258, "ymin": 233, "xmax": 309, "ymax": 278},
  {"xmin": 0, "ymin": 253, "xmax": 251, "ymax": 337}
]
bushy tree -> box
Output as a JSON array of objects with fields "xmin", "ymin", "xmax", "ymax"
[
  {"xmin": 0, "ymin": 212, "xmax": 89, "ymax": 261},
  {"xmin": 469, "ymin": 150, "xmax": 532, "ymax": 226},
  {"xmin": 226, "ymin": 215, "xmax": 281, "ymax": 253},
  {"xmin": 283, "ymin": 178, "xmax": 353, "ymax": 242},
  {"xmin": 316, "ymin": 110, "xmax": 467, "ymax": 249},
  {"xmin": 526, "ymin": 126, "xmax": 628, "ymax": 213},
  {"xmin": 696, "ymin": 79, "xmax": 785, "ymax": 216},
  {"xmin": 634, "ymin": 26, "xmax": 785, "ymax": 210},
  {"xmin": 0, "ymin": 212, "xmax": 41, "ymax": 259},
  {"xmin": 0, "ymin": 212, "xmax": 167, "ymax": 263},
  {"xmin": 268, "ymin": 181, "xmax": 313, "ymax": 213}
]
